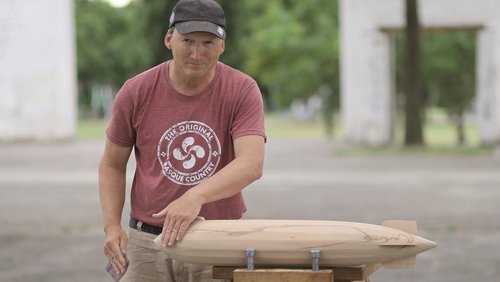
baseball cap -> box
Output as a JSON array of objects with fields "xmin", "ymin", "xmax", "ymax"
[{"xmin": 169, "ymin": 0, "xmax": 226, "ymax": 39}]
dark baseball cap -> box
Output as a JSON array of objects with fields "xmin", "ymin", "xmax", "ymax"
[{"xmin": 169, "ymin": 0, "xmax": 226, "ymax": 39}]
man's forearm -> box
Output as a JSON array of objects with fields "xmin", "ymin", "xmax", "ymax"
[
  {"xmin": 189, "ymin": 135, "xmax": 265, "ymax": 204},
  {"xmin": 189, "ymin": 154, "xmax": 263, "ymax": 204},
  {"xmin": 99, "ymin": 165, "xmax": 127, "ymax": 232}
]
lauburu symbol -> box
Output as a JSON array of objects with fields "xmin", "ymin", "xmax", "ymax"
[{"xmin": 172, "ymin": 137, "xmax": 206, "ymax": 169}]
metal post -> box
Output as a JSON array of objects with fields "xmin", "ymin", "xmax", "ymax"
[
  {"xmin": 310, "ymin": 250, "xmax": 320, "ymax": 271},
  {"xmin": 245, "ymin": 248, "xmax": 256, "ymax": 271}
]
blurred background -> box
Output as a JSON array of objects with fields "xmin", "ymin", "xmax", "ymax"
[
  {"xmin": 73, "ymin": 0, "xmax": 484, "ymax": 149},
  {"xmin": 1, "ymin": 0, "xmax": 499, "ymax": 281},
  {"xmin": 73, "ymin": 0, "xmax": 498, "ymax": 151}
]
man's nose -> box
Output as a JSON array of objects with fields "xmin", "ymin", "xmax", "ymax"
[{"xmin": 189, "ymin": 43, "xmax": 205, "ymax": 59}]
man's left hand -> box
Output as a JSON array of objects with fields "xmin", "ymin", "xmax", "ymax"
[{"xmin": 152, "ymin": 190, "xmax": 203, "ymax": 247}]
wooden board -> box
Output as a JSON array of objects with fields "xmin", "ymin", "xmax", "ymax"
[
  {"xmin": 212, "ymin": 266, "xmax": 371, "ymax": 281},
  {"xmin": 233, "ymin": 269, "xmax": 333, "ymax": 282},
  {"xmin": 154, "ymin": 219, "xmax": 435, "ymax": 268}
]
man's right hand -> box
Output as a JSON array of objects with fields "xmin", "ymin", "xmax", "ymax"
[{"xmin": 104, "ymin": 225, "xmax": 128, "ymax": 274}]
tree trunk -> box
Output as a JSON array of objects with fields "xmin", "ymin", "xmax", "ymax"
[
  {"xmin": 404, "ymin": 0, "xmax": 424, "ymax": 146},
  {"xmin": 453, "ymin": 114, "xmax": 466, "ymax": 146}
]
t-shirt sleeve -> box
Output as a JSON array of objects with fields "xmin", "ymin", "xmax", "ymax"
[
  {"xmin": 230, "ymin": 81, "xmax": 266, "ymax": 141},
  {"xmin": 106, "ymin": 82, "xmax": 136, "ymax": 147}
]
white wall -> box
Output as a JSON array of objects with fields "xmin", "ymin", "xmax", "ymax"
[
  {"xmin": 0, "ymin": 0, "xmax": 76, "ymax": 141},
  {"xmin": 340, "ymin": 0, "xmax": 500, "ymax": 146}
]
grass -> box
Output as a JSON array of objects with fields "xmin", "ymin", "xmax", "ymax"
[
  {"xmin": 77, "ymin": 110, "xmax": 492, "ymax": 155},
  {"xmin": 264, "ymin": 114, "xmax": 326, "ymax": 139},
  {"xmin": 76, "ymin": 114, "xmax": 328, "ymax": 140},
  {"xmin": 76, "ymin": 119, "xmax": 108, "ymax": 140}
]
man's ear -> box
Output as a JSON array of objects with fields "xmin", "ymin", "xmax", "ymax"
[
  {"xmin": 164, "ymin": 32, "xmax": 172, "ymax": 50},
  {"xmin": 219, "ymin": 40, "xmax": 225, "ymax": 55}
]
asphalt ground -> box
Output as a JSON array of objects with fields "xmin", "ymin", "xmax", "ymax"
[{"xmin": 0, "ymin": 139, "xmax": 499, "ymax": 281}]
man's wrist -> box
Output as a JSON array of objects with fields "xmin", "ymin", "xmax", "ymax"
[
  {"xmin": 186, "ymin": 187, "xmax": 207, "ymax": 206},
  {"xmin": 104, "ymin": 223, "xmax": 122, "ymax": 234}
]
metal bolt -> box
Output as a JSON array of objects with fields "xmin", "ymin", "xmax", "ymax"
[
  {"xmin": 245, "ymin": 248, "xmax": 256, "ymax": 270},
  {"xmin": 310, "ymin": 249, "xmax": 320, "ymax": 271}
]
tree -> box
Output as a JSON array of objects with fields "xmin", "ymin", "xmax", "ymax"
[
  {"xmin": 75, "ymin": 0, "xmax": 153, "ymax": 116},
  {"xmin": 239, "ymin": 0, "xmax": 340, "ymax": 133},
  {"xmin": 238, "ymin": 0, "xmax": 339, "ymax": 136},
  {"xmin": 403, "ymin": 0, "xmax": 424, "ymax": 146},
  {"xmin": 75, "ymin": 0, "xmax": 341, "ymax": 132},
  {"xmin": 133, "ymin": 0, "xmax": 176, "ymax": 65},
  {"xmin": 422, "ymin": 31, "xmax": 476, "ymax": 146}
]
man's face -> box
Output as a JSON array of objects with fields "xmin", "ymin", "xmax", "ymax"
[{"xmin": 165, "ymin": 29, "xmax": 225, "ymax": 79}]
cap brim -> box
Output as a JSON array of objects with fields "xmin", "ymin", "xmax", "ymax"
[{"xmin": 175, "ymin": 21, "xmax": 226, "ymax": 39}]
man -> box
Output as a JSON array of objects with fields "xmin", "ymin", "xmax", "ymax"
[{"xmin": 98, "ymin": 0, "xmax": 266, "ymax": 281}]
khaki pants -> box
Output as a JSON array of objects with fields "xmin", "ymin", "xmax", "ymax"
[{"xmin": 122, "ymin": 228, "xmax": 228, "ymax": 282}]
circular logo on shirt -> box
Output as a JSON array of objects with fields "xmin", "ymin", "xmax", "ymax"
[{"xmin": 157, "ymin": 121, "xmax": 221, "ymax": 185}]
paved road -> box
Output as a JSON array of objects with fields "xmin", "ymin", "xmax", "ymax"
[{"xmin": 0, "ymin": 139, "xmax": 499, "ymax": 281}]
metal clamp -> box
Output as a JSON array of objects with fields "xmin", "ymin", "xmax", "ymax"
[
  {"xmin": 245, "ymin": 248, "xmax": 256, "ymax": 270},
  {"xmin": 310, "ymin": 249, "xmax": 320, "ymax": 271}
]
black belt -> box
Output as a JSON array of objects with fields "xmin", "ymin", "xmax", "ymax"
[{"xmin": 129, "ymin": 217, "xmax": 163, "ymax": 235}]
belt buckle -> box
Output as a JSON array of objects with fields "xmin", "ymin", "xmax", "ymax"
[{"xmin": 136, "ymin": 220, "xmax": 143, "ymax": 232}]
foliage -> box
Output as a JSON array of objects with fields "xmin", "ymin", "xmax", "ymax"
[
  {"xmin": 239, "ymin": 0, "xmax": 340, "ymax": 110},
  {"xmin": 216, "ymin": 0, "xmax": 247, "ymax": 69},
  {"xmin": 395, "ymin": 30, "xmax": 476, "ymax": 146},
  {"xmin": 132, "ymin": 0, "xmax": 176, "ymax": 64},
  {"xmin": 421, "ymin": 31, "xmax": 476, "ymax": 145},
  {"xmin": 75, "ymin": 0, "xmax": 340, "ymax": 119},
  {"xmin": 76, "ymin": 0, "xmax": 154, "ymax": 84},
  {"xmin": 74, "ymin": 0, "xmax": 478, "ymax": 146},
  {"xmin": 75, "ymin": 0, "xmax": 153, "ymax": 114}
]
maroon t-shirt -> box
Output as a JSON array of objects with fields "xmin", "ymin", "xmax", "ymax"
[{"xmin": 106, "ymin": 61, "xmax": 266, "ymax": 226}]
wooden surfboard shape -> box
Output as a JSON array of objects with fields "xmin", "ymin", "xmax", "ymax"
[{"xmin": 153, "ymin": 219, "xmax": 436, "ymax": 268}]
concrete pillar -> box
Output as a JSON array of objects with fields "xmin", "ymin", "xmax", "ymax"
[
  {"xmin": 476, "ymin": 28, "xmax": 500, "ymax": 146},
  {"xmin": 340, "ymin": 0, "xmax": 500, "ymax": 146},
  {"xmin": 0, "ymin": 0, "xmax": 76, "ymax": 141}
]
